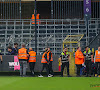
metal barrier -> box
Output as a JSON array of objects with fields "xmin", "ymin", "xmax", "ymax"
[
  {"xmin": 0, "ymin": 19, "xmax": 87, "ymax": 55},
  {"xmin": 52, "ymin": 0, "xmax": 100, "ymax": 19},
  {"xmin": 88, "ymin": 19, "xmax": 100, "ymax": 45},
  {"xmin": 0, "ymin": 0, "xmax": 100, "ymax": 19},
  {"xmin": 0, "ymin": 0, "xmax": 20, "ymax": 19}
]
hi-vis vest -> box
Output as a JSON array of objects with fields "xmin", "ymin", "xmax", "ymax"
[
  {"xmin": 84, "ymin": 50, "xmax": 91, "ymax": 60},
  {"xmin": 95, "ymin": 50, "xmax": 100, "ymax": 62},
  {"xmin": 47, "ymin": 51, "xmax": 53, "ymax": 61},
  {"xmin": 61, "ymin": 52, "xmax": 69, "ymax": 62},
  {"xmin": 18, "ymin": 48, "xmax": 28, "ymax": 60},
  {"xmin": 29, "ymin": 51, "xmax": 36, "ymax": 62},
  {"xmin": 31, "ymin": 14, "xmax": 40, "ymax": 24},
  {"xmin": 75, "ymin": 50, "xmax": 84, "ymax": 64},
  {"xmin": 41, "ymin": 52, "xmax": 47, "ymax": 63}
]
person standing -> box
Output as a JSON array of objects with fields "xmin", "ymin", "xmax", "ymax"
[
  {"xmin": 94, "ymin": 46, "xmax": 100, "ymax": 77},
  {"xmin": 47, "ymin": 48, "xmax": 54, "ymax": 76},
  {"xmin": 18, "ymin": 44, "xmax": 28, "ymax": 77},
  {"xmin": 60, "ymin": 47, "xmax": 70, "ymax": 77},
  {"xmin": 28, "ymin": 48, "xmax": 36, "ymax": 76},
  {"xmin": 12, "ymin": 43, "xmax": 18, "ymax": 55},
  {"xmin": 38, "ymin": 48, "xmax": 52, "ymax": 77},
  {"xmin": 83, "ymin": 46, "xmax": 93, "ymax": 77},
  {"xmin": 75, "ymin": 47, "xmax": 84, "ymax": 77},
  {"xmin": 31, "ymin": 10, "xmax": 40, "ymax": 24}
]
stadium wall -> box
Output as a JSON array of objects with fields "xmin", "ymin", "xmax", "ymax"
[{"xmin": 0, "ymin": 55, "xmax": 59, "ymax": 72}]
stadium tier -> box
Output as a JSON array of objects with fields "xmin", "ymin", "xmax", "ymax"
[
  {"xmin": 0, "ymin": 19, "xmax": 100, "ymax": 55},
  {"xmin": 0, "ymin": 0, "xmax": 100, "ymax": 19}
]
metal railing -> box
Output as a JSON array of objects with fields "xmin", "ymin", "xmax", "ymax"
[
  {"xmin": 88, "ymin": 19, "xmax": 100, "ymax": 44},
  {"xmin": 0, "ymin": 19, "xmax": 90, "ymax": 55},
  {"xmin": 52, "ymin": 0, "xmax": 100, "ymax": 19}
]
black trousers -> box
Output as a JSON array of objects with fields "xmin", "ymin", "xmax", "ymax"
[
  {"xmin": 76, "ymin": 64, "xmax": 82, "ymax": 76},
  {"xmin": 29, "ymin": 62, "xmax": 35, "ymax": 74},
  {"xmin": 96, "ymin": 62, "xmax": 100, "ymax": 75},
  {"xmin": 40, "ymin": 63, "xmax": 49, "ymax": 76},
  {"xmin": 48, "ymin": 62, "xmax": 54, "ymax": 75},
  {"xmin": 61, "ymin": 62, "xmax": 69, "ymax": 76},
  {"xmin": 85, "ymin": 60, "xmax": 91, "ymax": 75}
]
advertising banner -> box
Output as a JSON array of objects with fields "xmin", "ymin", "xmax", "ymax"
[
  {"xmin": 0, "ymin": 55, "xmax": 59, "ymax": 72},
  {"xmin": 14, "ymin": 56, "xmax": 20, "ymax": 71}
]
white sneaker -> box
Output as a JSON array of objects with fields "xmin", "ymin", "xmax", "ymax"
[
  {"xmin": 49, "ymin": 74, "xmax": 53, "ymax": 77},
  {"xmin": 38, "ymin": 75, "xmax": 43, "ymax": 77},
  {"xmin": 48, "ymin": 75, "xmax": 53, "ymax": 77}
]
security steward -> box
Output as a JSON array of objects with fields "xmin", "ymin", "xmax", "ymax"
[
  {"xmin": 47, "ymin": 48, "xmax": 54, "ymax": 76},
  {"xmin": 38, "ymin": 48, "xmax": 52, "ymax": 77},
  {"xmin": 60, "ymin": 47, "xmax": 70, "ymax": 77},
  {"xmin": 28, "ymin": 48, "xmax": 36, "ymax": 76},
  {"xmin": 83, "ymin": 46, "xmax": 93, "ymax": 77},
  {"xmin": 18, "ymin": 44, "xmax": 28, "ymax": 77},
  {"xmin": 94, "ymin": 46, "xmax": 100, "ymax": 77},
  {"xmin": 75, "ymin": 47, "xmax": 84, "ymax": 77},
  {"xmin": 31, "ymin": 10, "xmax": 40, "ymax": 24}
]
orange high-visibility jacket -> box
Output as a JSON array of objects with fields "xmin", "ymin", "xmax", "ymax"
[
  {"xmin": 47, "ymin": 51, "xmax": 53, "ymax": 61},
  {"xmin": 75, "ymin": 50, "xmax": 84, "ymax": 64},
  {"xmin": 31, "ymin": 14, "xmax": 40, "ymax": 24},
  {"xmin": 29, "ymin": 51, "xmax": 36, "ymax": 62},
  {"xmin": 95, "ymin": 50, "xmax": 100, "ymax": 62},
  {"xmin": 18, "ymin": 48, "xmax": 28, "ymax": 60},
  {"xmin": 41, "ymin": 52, "xmax": 47, "ymax": 63}
]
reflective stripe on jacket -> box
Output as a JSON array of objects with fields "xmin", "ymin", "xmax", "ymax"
[
  {"xmin": 29, "ymin": 51, "xmax": 36, "ymax": 62},
  {"xmin": 84, "ymin": 50, "xmax": 91, "ymax": 60},
  {"xmin": 41, "ymin": 52, "xmax": 47, "ymax": 63},
  {"xmin": 47, "ymin": 51, "xmax": 53, "ymax": 61},
  {"xmin": 18, "ymin": 48, "xmax": 28, "ymax": 60},
  {"xmin": 95, "ymin": 50, "xmax": 100, "ymax": 62},
  {"xmin": 61, "ymin": 52, "xmax": 69, "ymax": 62},
  {"xmin": 31, "ymin": 14, "xmax": 40, "ymax": 24}
]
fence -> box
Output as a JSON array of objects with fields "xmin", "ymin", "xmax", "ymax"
[
  {"xmin": 0, "ymin": 0, "xmax": 100, "ymax": 19},
  {"xmin": 52, "ymin": 0, "xmax": 100, "ymax": 19},
  {"xmin": 88, "ymin": 19, "xmax": 100, "ymax": 44},
  {"xmin": 0, "ymin": 0, "xmax": 21, "ymax": 19},
  {"xmin": 0, "ymin": 19, "xmax": 88, "ymax": 55}
]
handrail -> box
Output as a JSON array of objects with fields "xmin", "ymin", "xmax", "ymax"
[{"xmin": 88, "ymin": 33, "xmax": 100, "ymax": 46}]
